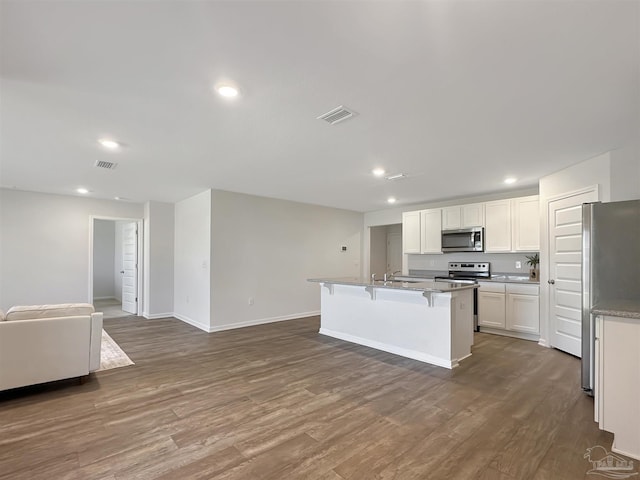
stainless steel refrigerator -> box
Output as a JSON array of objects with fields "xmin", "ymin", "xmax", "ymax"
[{"xmin": 581, "ymin": 199, "xmax": 640, "ymax": 395}]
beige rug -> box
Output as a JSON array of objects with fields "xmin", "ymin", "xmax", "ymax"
[{"xmin": 98, "ymin": 330, "xmax": 134, "ymax": 371}]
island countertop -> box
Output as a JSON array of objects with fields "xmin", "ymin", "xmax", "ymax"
[{"xmin": 307, "ymin": 277, "xmax": 479, "ymax": 293}]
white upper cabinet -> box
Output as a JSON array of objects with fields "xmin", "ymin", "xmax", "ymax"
[
  {"xmin": 441, "ymin": 206, "xmax": 462, "ymax": 230},
  {"xmin": 442, "ymin": 203, "xmax": 485, "ymax": 230},
  {"xmin": 401, "ymin": 195, "xmax": 538, "ymax": 255},
  {"xmin": 484, "ymin": 195, "xmax": 540, "ymax": 253},
  {"xmin": 462, "ymin": 203, "xmax": 485, "ymax": 228},
  {"xmin": 512, "ymin": 195, "xmax": 540, "ymax": 252},
  {"xmin": 420, "ymin": 209, "xmax": 442, "ymax": 253},
  {"xmin": 485, "ymin": 200, "xmax": 512, "ymax": 252},
  {"xmin": 402, "ymin": 211, "xmax": 421, "ymax": 254}
]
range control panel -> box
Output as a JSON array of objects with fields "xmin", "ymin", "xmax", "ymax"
[{"xmin": 448, "ymin": 262, "xmax": 490, "ymax": 274}]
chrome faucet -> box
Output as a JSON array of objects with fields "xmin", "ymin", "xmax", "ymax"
[
  {"xmin": 383, "ymin": 273, "xmax": 388, "ymax": 282},
  {"xmin": 371, "ymin": 273, "xmax": 376, "ymax": 282}
]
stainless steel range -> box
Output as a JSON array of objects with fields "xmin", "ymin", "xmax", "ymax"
[{"xmin": 435, "ymin": 262, "xmax": 490, "ymax": 331}]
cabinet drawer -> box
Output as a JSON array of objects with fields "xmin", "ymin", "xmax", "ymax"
[
  {"xmin": 506, "ymin": 284, "xmax": 539, "ymax": 295},
  {"xmin": 478, "ymin": 282, "xmax": 505, "ymax": 293}
]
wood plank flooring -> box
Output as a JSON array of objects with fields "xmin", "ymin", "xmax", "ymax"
[{"xmin": 0, "ymin": 316, "xmax": 629, "ymax": 479}]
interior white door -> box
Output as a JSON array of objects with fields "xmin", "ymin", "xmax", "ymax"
[
  {"xmin": 548, "ymin": 190, "xmax": 597, "ymax": 356},
  {"xmin": 121, "ymin": 222, "xmax": 138, "ymax": 314},
  {"xmin": 387, "ymin": 232, "xmax": 402, "ymax": 274}
]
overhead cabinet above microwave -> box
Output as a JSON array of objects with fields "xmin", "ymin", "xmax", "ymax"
[{"xmin": 442, "ymin": 203, "xmax": 485, "ymax": 230}]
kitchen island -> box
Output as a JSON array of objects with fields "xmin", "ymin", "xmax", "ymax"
[{"xmin": 308, "ymin": 277, "xmax": 479, "ymax": 369}]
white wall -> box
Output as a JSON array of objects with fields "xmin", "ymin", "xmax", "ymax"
[
  {"xmin": 209, "ymin": 189, "xmax": 363, "ymax": 331},
  {"xmin": 610, "ymin": 141, "xmax": 640, "ymax": 201},
  {"xmin": 173, "ymin": 190, "xmax": 211, "ymax": 331},
  {"xmin": 0, "ymin": 189, "xmax": 143, "ymax": 310},
  {"xmin": 93, "ymin": 219, "xmax": 116, "ymax": 299},
  {"xmin": 143, "ymin": 201, "xmax": 175, "ymax": 318}
]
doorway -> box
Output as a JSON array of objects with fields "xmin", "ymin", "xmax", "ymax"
[
  {"xmin": 90, "ymin": 217, "xmax": 142, "ymax": 319},
  {"xmin": 370, "ymin": 224, "xmax": 402, "ymax": 277}
]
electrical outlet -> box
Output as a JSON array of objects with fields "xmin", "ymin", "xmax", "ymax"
[
  {"xmin": 248, "ymin": 297, "xmax": 254, "ymax": 306},
  {"xmin": 429, "ymin": 260, "xmax": 436, "ymax": 267},
  {"xmin": 515, "ymin": 261, "xmax": 522, "ymax": 269}
]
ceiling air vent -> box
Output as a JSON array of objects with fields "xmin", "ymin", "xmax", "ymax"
[
  {"xmin": 94, "ymin": 160, "xmax": 118, "ymax": 170},
  {"xmin": 317, "ymin": 105, "xmax": 356, "ymax": 125}
]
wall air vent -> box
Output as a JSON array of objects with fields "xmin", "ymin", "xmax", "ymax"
[
  {"xmin": 317, "ymin": 105, "xmax": 356, "ymax": 125},
  {"xmin": 94, "ymin": 160, "xmax": 118, "ymax": 170}
]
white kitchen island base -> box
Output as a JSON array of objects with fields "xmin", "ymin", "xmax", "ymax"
[{"xmin": 316, "ymin": 281, "xmax": 475, "ymax": 369}]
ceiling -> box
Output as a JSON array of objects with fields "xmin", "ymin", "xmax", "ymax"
[{"xmin": 1, "ymin": 1, "xmax": 638, "ymax": 212}]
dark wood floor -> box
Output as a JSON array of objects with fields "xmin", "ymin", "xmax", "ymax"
[{"xmin": 0, "ymin": 316, "xmax": 626, "ymax": 479}]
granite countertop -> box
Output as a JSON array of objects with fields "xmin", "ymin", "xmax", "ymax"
[
  {"xmin": 592, "ymin": 300, "xmax": 640, "ymax": 320},
  {"xmin": 308, "ymin": 277, "xmax": 479, "ymax": 293},
  {"xmin": 402, "ymin": 271, "xmax": 540, "ymax": 285}
]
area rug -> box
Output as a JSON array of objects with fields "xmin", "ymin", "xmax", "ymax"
[{"xmin": 98, "ymin": 330, "xmax": 135, "ymax": 371}]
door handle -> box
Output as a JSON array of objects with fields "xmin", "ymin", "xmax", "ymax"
[
  {"xmin": 120, "ymin": 270, "xmax": 125, "ymax": 274},
  {"xmin": 548, "ymin": 279, "xmax": 555, "ymax": 285}
]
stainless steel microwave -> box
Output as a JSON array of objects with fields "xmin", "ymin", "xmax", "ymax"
[{"xmin": 441, "ymin": 227, "xmax": 484, "ymax": 253}]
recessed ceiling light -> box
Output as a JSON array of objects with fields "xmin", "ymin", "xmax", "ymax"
[
  {"xmin": 76, "ymin": 187, "xmax": 89, "ymax": 194},
  {"xmin": 504, "ymin": 177, "xmax": 517, "ymax": 185},
  {"xmin": 98, "ymin": 139, "xmax": 120, "ymax": 150},
  {"xmin": 372, "ymin": 168, "xmax": 386, "ymax": 177},
  {"xmin": 387, "ymin": 197, "xmax": 397, "ymax": 204},
  {"xmin": 216, "ymin": 85, "xmax": 239, "ymax": 98}
]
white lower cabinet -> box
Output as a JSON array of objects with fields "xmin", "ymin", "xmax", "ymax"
[
  {"xmin": 596, "ymin": 315, "xmax": 640, "ymax": 460},
  {"xmin": 478, "ymin": 282, "xmax": 539, "ymax": 339},
  {"xmin": 478, "ymin": 282, "xmax": 506, "ymax": 329},
  {"xmin": 506, "ymin": 285, "xmax": 540, "ymax": 334}
]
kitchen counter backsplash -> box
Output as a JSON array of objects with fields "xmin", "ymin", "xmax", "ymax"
[{"xmin": 408, "ymin": 252, "xmax": 538, "ymax": 277}]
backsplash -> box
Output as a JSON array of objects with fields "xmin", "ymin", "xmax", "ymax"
[{"xmin": 408, "ymin": 252, "xmax": 538, "ymax": 274}]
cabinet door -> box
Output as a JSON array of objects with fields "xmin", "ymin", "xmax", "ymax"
[
  {"xmin": 420, "ymin": 209, "xmax": 442, "ymax": 253},
  {"xmin": 506, "ymin": 293, "xmax": 540, "ymax": 333},
  {"xmin": 441, "ymin": 207, "xmax": 461, "ymax": 230},
  {"xmin": 485, "ymin": 200, "xmax": 511, "ymax": 252},
  {"xmin": 402, "ymin": 211, "xmax": 421, "ymax": 254},
  {"xmin": 513, "ymin": 195, "xmax": 540, "ymax": 251},
  {"xmin": 478, "ymin": 292, "xmax": 506, "ymax": 328},
  {"xmin": 461, "ymin": 203, "xmax": 485, "ymax": 228}
]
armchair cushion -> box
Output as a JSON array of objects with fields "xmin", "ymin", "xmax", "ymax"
[{"xmin": 6, "ymin": 303, "xmax": 95, "ymax": 321}]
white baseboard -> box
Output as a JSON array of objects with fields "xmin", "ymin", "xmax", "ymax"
[
  {"xmin": 142, "ymin": 312, "xmax": 174, "ymax": 320},
  {"xmin": 172, "ymin": 310, "xmax": 320, "ymax": 334},
  {"xmin": 538, "ymin": 337, "xmax": 551, "ymax": 348},
  {"xmin": 173, "ymin": 313, "xmax": 214, "ymax": 333},
  {"xmin": 478, "ymin": 327, "xmax": 540, "ymax": 343},
  {"xmin": 318, "ymin": 327, "xmax": 458, "ymax": 369},
  {"xmin": 210, "ymin": 310, "xmax": 320, "ymax": 333},
  {"xmin": 94, "ymin": 296, "xmax": 117, "ymax": 301}
]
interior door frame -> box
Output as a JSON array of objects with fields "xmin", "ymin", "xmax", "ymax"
[
  {"xmin": 88, "ymin": 215, "xmax": 144, "ymax": 316},
  {"xmin": 540, "ymin": 184, "xmax": 599, "ymax": 350}
]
